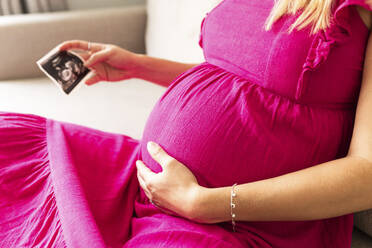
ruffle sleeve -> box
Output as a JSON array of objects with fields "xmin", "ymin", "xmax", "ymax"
[
  {"xmin": 199, "ymin": 15, "xmax": 208, "ymax": 49},
  {"xmin": 295, "ymin": 0, "xmax": 372, "ymax": 100}
]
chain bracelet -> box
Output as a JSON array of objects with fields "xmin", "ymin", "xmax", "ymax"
[{"xmin": 230, "ymin": 183, "xmax": 238, "ymax": 232}]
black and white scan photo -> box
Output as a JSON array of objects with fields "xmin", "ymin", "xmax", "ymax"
[{"xmin": 37, "ymin": 50, "xmax": 90, "ymax": 94}]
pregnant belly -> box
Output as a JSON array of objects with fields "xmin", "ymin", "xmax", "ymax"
[{"xmin": 139, "ymin": 63, "xmax": 353, "ymax": 188}]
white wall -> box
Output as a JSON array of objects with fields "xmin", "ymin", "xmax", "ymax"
[{"xmin": 67, "ymin": 0, "xmax": 145, "ymax": 10}]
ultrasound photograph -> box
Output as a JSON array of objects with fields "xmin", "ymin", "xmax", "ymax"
[{"xmin": 37, "ymin": 49, "xmax": 90, "ymax": 94}]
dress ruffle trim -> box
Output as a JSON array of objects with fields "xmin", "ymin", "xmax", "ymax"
[
  {"xmin": 0, "ymin": 112, "xmax": 66, "ymax": 247},
  {"xmin": 199, "ymin": 15, "xmax": 207, "ymax": 49},
  {"xmin": 296, "ymin": 0, "xmax": 371, "ymax": 100}
]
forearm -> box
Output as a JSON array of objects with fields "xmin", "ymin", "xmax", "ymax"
[
  {"xmin": 132, "ymin": 54, "xmax": 199, "ymax": 87},
  {"xmin": 195, "ymin": 155, "xmax": 372, "ymax": 223}
]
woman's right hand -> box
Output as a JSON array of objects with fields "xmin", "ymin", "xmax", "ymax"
[{"xmin": 58, "ymin": 40, "xmax": 141, "ymax": 85}]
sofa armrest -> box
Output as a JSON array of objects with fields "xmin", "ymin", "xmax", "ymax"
[
  {"xmin": 0, "ymin": 5, "xmax": 146, "ymax": 80},
  {"xmin": 352, "ymin": 227, "xmax": 372, "ymax": 248}
]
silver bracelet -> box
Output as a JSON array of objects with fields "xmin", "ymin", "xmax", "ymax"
[{"xmin": 230, "ymin": 183, "xmax": 238, "ymax": 232}]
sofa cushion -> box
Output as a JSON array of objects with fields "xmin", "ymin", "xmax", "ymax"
[
  {"xmin": 146, "ymin": 0, "xmax": 222, "ymax": 63},
  {"xmin": 66, "ymin": 0, "xmax": 145, "ymax": 10},
  {"xmin": 0, "ymin": 0, "xmax": 68, "ymax": 15},
  {"xmin": 354, "ymin": 210, "xmax": 372, "ymax": 237},
  {"xmin": 352, "ymin": 227, "xmax": 372, "ymax": 248},
  {"xmin": 0, "ymin": 1, "xmax": 23, "ymax": 15},
  {"xmin": 0, "ymin": 77, "xmax": 165, "ymax": 139},
  {"xmin": 0, "ymin": 6, "xmax": 146, "ymax": 80},
  {"xmin": 25, "ymin": 0, "xmax": 69, "ymax": 13}
]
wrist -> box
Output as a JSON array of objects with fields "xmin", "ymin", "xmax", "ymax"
[
  {"xmin": 189, "ymin": 186, "xmax": 231, "ymax": 224},
  {"xmin": 130, "ymin": 53, "xmax": 148, "ymax": 79}
]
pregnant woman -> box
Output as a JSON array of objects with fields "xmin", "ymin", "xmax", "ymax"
[{"xmin": 1, "ymin": 0, "xmax": 372, "ymax": 247}]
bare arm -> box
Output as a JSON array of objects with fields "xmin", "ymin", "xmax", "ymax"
[
  {"xmin": 132, "ymin": 54, "xmax": 199, "ymax": 88},
  {"xmin": 58, "ymin": 40, "xmax": 199, "ymax": 88},
  {"xmin": 193, "ymin": 29, "xmax": 372, "ymax": 223},
  {"xmin": 196, "ymin": 156, "xmax": 372, "ymax": 223}
]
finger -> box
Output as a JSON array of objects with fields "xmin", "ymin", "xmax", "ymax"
[
  {"xmin": 84, "ymin": 48, "xmax": 111, "ymax": 67},
  {"xmin": 58, "ymin": 40, "xmax": 103, "ymax": 53},
  {"xmin": 136, "ymin": 160, "xmax": 156, "ymax": 182},
  {"xmin": 58, "ymin": 40, "xmax": 89, "ymax": 51},
  {"xmin": 147, "ymin": 198, "xmax": 177, "ymax": 216},
  {"xmin": 147, "ymin": 141, "xmax": 174, "ymax": 168},
  {"xmin": 75, "ymin": 51, "xmax": 92, "ymax": 61},
  {"xmin": 84, "ymin": 72, "xmax": 102, "ymax": 86},
  {"xmin": 157, "ymin": 206, "xmax": 177, "ymax": 216},
  {"xmin": 137, "ymin": 170, "xmax": 152, "ymax": 198}
]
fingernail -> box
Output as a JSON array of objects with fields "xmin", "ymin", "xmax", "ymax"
[
  {"xmin": 84, "ymin": 60, "xmax": 91, "ymax": 66},
  {"xmin": 147, "ymin": 141, "xmax": 157, "ymax": 152}
]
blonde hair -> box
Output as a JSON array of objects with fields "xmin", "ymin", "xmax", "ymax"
[{"xmin": 265, "ymin": 0, "xmax": 335, "ymax": 34}]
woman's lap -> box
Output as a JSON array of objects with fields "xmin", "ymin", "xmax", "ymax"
[
  {"xmin": 0, "ymin": 112, "xmax": 141, "ymax": 247},
  {"xmin": 0, "ymin": 111, "xmax": 252, "ymax": 247}
]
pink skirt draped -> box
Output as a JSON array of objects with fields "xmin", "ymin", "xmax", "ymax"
[{"xmin": 0, "ymin": 112, "xmax": 140, "ymax": 248}]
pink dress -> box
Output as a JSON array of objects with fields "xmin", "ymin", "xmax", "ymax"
[{"xmin": 1, "ymin": 0, "xmax": 371, "ymax": 247}]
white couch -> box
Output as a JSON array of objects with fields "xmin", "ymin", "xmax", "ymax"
[
  {"xmin": 0, "ymin": 3, "xmax": 371, "ymax": 247},
  {"xmin": 0, "ymin": 6, "xmax": 162, "ymax": 140}
]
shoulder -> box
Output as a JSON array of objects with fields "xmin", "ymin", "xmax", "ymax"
[
  {"xmin": 355, "ymin": 4, "xmax": 372, "ymax": 30},
  {"xmin": 368, "ymin": 0, "xmax": 372, "ymax": 8}
]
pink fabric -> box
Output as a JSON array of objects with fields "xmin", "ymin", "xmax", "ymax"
[
  {"xmin": 1, "ymin": 0, "xmax": 372, "ymax": 247},
  {"xmin": 200, "ymin": 0, "xmax": 372, "ymax": 107},
  {"xmin": 0, "ymin": 113, "xmax": 140, "ymax": 247}
]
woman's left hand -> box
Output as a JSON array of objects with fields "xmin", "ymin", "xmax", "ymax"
[{"xmin": 136, "ymin": 141, "xmax": 204, "ymax": 221}]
